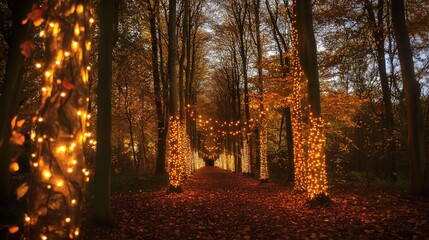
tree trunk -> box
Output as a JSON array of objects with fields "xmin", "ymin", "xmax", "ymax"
[
  {"xmin": 285, "ymin": 107, "xmax": 295, "ymax": 183},
  {"xmin": 0, "ymin": 0, "xmax": 33, "ymax": 207},
  {"xmin": 93, "ymin": 0, "xmax": 117, "ymax": 225},
  {"xmin": 391, "ymin": 0, "xmax": 427, "ymax": 195},
  {"xmin": 296, "ymin": 0, "xmax": 328, "ymax": 199},
  {"xmin": 364, "ymin": 0, "xmax": 396, "ymax": 179},
  {"xmin": 147, "ymin": 0, "xmax": 167, "ymax": 176}
]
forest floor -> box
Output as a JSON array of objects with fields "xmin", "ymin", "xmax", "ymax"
[{"xmin": 81, "ymin": 167, "xmax": 429, "ymax": 240}]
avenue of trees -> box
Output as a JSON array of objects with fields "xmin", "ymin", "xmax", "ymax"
[{"xmin": 0, "ymin": 0, "xmax": 428, "ymax": 238}]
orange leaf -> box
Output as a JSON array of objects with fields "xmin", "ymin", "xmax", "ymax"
[
  {"xmin": 22, "ymin": 4, "xmax": 46, "ymax": 27},
  {"xmin": 62, "ymin": 79, "xmax": 75, "ymax": 90},
  {"xmin": 20, "ymin": 40, "xmax": 35, "ymax": 58},
  {"xmin": 10, "ymin": 131, "xmax": 25, "ymax": 145}
]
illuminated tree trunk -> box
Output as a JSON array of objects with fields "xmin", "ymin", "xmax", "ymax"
[
  {"xmin": 295, "ymin": 0, "xmax": 328, "ymax": 199},
  {"xmin": 167, "ymin": 0, "xmax": 184, "ymax": 193},
  {"xmin": 0, "ymin": 0, "xmax": 33, "ymax": 207},
  {"xmin": 93, "ymin": 0, "xmax": 117, "ymax": 225},
  {"xmin": 27, "ymin": 1, "xmax": 91, "ymax": 238},
  {"xmin": 391, "ymin": 0, "xmax": 427, "ymax": 195},
  {"xmin": 291, "ymin": 10, "xmax": 306, "ymax": 192}
]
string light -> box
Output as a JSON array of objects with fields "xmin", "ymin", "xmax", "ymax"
[
  {"xmin": 260, "ymin": 117, "xmax": 269, "ymax": 180},
  {"xmin": 291, "ymin": 1, "xmax": 307, "ymax": 192},
  {"xmin": 26, "ymin": 1, "xmax": 92, "ymax": 239},
  {"xmin": 167, "ymin": 117, "xmax": 185, "ymax": 192}
]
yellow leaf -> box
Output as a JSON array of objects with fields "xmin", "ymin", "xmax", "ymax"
[
  {"xmin": 16, "ymin": 183, "xmax": 28, "ymax": 200},
  {"xmin": 9, "ymin": 162, "xmax": 19, "ymax": 173}
]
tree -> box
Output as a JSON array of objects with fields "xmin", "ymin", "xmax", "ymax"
[
  {"xmin": 295, "ymin": 0, "xmax": 328, "ymax": 200},
  {"xmin": 144, "ymin": 0, "xmax": 168, "ymax": 176},
  {"xmin": 364, "ymin": 0, "xmax": 396, "ymax": 179},
  {"xmin": 391, "ymin": 0, "xmax": 427, "ymax": 195},
  {"xmin": 26, "ymin": 1, "xmax": 91, "ymax": 238},
  {"xmin": 167, "ymin": 0, "xmax": 184, "ymax": 193},
  {"xmin": 93, "ymin": 0, "xmax": 119, "ymax": 225}
]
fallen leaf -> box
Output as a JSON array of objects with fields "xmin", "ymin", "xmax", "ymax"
[
  {"xmin": 22, "ymin": 4, "xmax": 46, "ymax": 26},
  {"xmin": 8, "ymin": 225, "xmax": 19, "ymax": 234},
  {"xmin": 10, "ymin": 131, "xmax": 25, "ymax": 145},
  {"xmin": 9, "ymin": 162, "xmax": 19, "ymax": 173}
]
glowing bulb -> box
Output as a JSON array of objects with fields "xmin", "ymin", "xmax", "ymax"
[
  {"xmin": 39, "ymin": 30, "xmax": 45, "ymax": 37},
  {"xmin": 71, "ymin": 199, "xmax": 77, "ymax": 205},
  {"xmin": 71, "ymin": 159, "xmax": 77, "ymax": 165},
  {"xmin": 37, "ymin": 137, "xmax": 43, "ymax": 143},
  {"xmin": 49, "ymin": 22, "xmax": 54, "ymax": 27},
  {"xmin": 64, "ymin": 51, "xmax": 70, "ymax": 57},
  {"xmin": 25, "ymin": 216, "xmax": 30, "ymax": 222},
  {"xmin": 67, "ymin": 168, "xmax": 73, "ymax": 173},
  {"xmin": 56, "ymin": 181, "xmax": 64, "ymax": 187},
  {"xmin": 74, "ymin": 228, "xmax": 80, "ymax": 236},
  {"xmin": 55, "ymin": 60, "xmax": 61, "ymax": 65},
  {"xmin": 41, "ymin": 87, "xmax": 47, "ymax": 92},
  {"xmin": 60, "ymin": 92, "xmax": 66, "ymax": 97},
  {"xmin": 89, "ymin": 18, "xmax": 94, "ymax": 23},
  {"xmin": 57, "ymin": 145, "xmax": 66, "ymax": 153},
  {"xmin": 42, "ymin": 170, "xmax": 52, "ymax": 179},
  {"xmin": 77, "ymin": 111, "xmax": 82, "ymax": 116},
  {"xmin": 33, "ymin": 162, "xmax": 39, "ymax": 167},
  {"xmin": 65, "ymin": 217, "xmax": 71, "ymax": 223},
  {"xmin": 35, "ymin": 63, "xmax": 42, "ymax": 68},
  {"xmin": 44, "ymin": 71, "xmax": 51, "ymax": 77},
  {"xmin": 38, "ymin": 117, "xmax": 43, "ymax": 122},
  {"xmin": 41, "ymin": 235, "xmax": 47, "ymax": 240}
]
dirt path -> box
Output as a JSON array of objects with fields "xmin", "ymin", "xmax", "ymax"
[{"xmin": 82, "ymin": 166, "xmax": 429, "ymax": 239}]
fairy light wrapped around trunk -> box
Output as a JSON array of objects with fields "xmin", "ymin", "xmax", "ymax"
[
  {"xmin": 259, "ymin": 115, "xmax": 269, "ymax": 180},
  {"xmin": 26, "ymin": 1, "xmax": 92, "ymax": 239},
  {"xmin": 241, "ymin": 139, "xmax": 250, "ymax": 174},
  {"xmin": 307, "ymin": 112, "xmax": 328, "ymax": 199},
  {"xmin": 167, "ymin": 117, "xmax": 185, "ymax": 192},
  {"xmin": 291, "ymin": 8, "xmax": 307, "ymax": 192}
]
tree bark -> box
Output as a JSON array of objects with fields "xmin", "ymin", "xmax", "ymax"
[
  {"xmin": 93, "ymin": 0, "xmax": 117, "ymax": 225},
  {"xmin": 364, "ymin": 0, "xmax": 396, "ymax": 178},
  {"xmin": 391, "ymin": 0, "xmax": 427, "ymax": 194},
  {"xmin": 147, "ymin": 0, "xmax": 167, "ymax": 176}
]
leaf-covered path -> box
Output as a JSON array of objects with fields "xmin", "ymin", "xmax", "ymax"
[{"xmin": 82, "ymin": 167, "xmax": 429, "ymax": 239}]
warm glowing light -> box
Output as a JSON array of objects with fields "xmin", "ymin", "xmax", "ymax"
[
  {"xmin": 38, "ymin": 117, "xmax": 43, "ymax": 122},
  {"xmin": 57, "ymin": 145, "xmax": 66, "ymax": 153},
  {"xmin": 89, "ymin": 18, "xmax": 94, "ymax": 23},
  {"xmin": 74, "ymin": 228, "xmax": 80, "ymax": 236},
  {"xmin": 37, "ymin": 137, "xmax": 43, "ymax": 143},
  {"xmin": 71, "ymin": 159, "xmax": 77, "ymax": 165},
  {"xmin": 41, "ymin": 87, "xmax": 47, "ymax": 92},
  {"xmin": 41, "ymin": 235, "xmax": 47, "ymax": 240},
  {"xmin": 39, "ymin": 31, "xmax": 45, "ymax": 37},
  {"xmin": 77, "ymin": 111, "xmax": 82, "ymax": 116},
  {"xmin": 42, "ymin": 170, "xmax": 52, "ymax": 179},
  {"xmin": 44, "ymin": 71, "xmax": 51, "ymax": 77},
  {"xmin": 60, "ymin": 92, "xmax": 66, "ymax": 97},
  {"xmin": 65, "ymin": 217, "xmax": 71, "ymax": 223},
  {"xmin": 55, "ymin": 60, "xmax": 61, "ymax": 65},
  {"xmin": 25, "ymin": 216, "xmax": 30, "ymax": 222},
  {"xmin": 64, "ymin": 51, "xmax": 70, "ymax": 57},
  {"xmin": 56, "ymin": 180, "xmax": 64, "ymax": 187},
  {"xmin": 33, "ymin": 162, "xmax": 39, "ymax": 167},
  {"xmin": 71, "ymin": 199, "xmax": 77, "ymax": 205},
  {"xmin": 35, "ymin": 63, "xmax": 42, "ymax": 68},
  {"xmin": 67, "ymin": 168, "xmax": 73, "ymax": 173}
]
